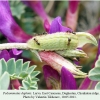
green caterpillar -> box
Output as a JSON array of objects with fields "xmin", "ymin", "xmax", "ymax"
[
  {"xmin": 27, "ymin": 32, "xmax": 78, "ymax": 51},
  {"xmin": 27, "ymin": 32, "xmax": 97, "ymax": 58}
]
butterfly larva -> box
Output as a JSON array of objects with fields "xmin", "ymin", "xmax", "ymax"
[{"xmin": 27, "ymin": 32, "xmax": 78, "ymax": 51}]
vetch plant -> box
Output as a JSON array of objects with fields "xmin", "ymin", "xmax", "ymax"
[
  {"xmin": 0, "ymin": 0, "xmax": 99, "ymax": 90},
  {"xmin": 0, "ymin": 58, "xmax": 40, "ymax": 90}
]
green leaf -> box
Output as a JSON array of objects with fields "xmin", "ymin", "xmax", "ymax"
[
  {"xmin": 95, "ymin": 55, "xmax": 100, "ymax": 68},
  {"xmin": 15, "ymin": 59, "xmax": 23, "ymax": 75},
  {"xmin": 22, "ymin": 61, "xmax": 30, "ymax": 71},
  {"xmin": 11, "ymin": 75, "xmax": 22, "ymax": 80},
  {"xmin": 20, "ymin": 75, "xmax": 39, "ymax": 90},
  {"xmin": 31, "ymin": 82, "xmax": 37, "ymax": 86},
  {"xmin": 95, "ymin": 82, "xmax": 100, "ymax": 90},
  {"xmin": 7, "ymin": 58, "xmax": 16, "ymax": 75},
  {"xmin": 27, "ymin": 65, "xmax": 37, "ymax": 74},
  {"xmin": 19, "ymin": 71, "xmax": 28, "ymax": 79},
  {"xmin": 24, "ymin": 76, "xmax": 31, "ymax": 83},
  {"xmin": 30, "ymin": 71, "xmax": 40, "ymax": 78},
  {"xmin": 22, "ymin": 18, "xmax": 35, "ymax": 34},
  {"xmin": 31, "ymin": 78, "xmax": 39, "ymax": 82},
  {"xmin": 88, "ymin": 67, "xmax": 100, "ymax": 81},
  {"xmin": 0, "ymin": 58, "xmax": 40, "ymax": 90},
  {"xmin": 21, "ymin": 80, "xmax": 38, "ymax": 90},
  {"xmin": 20, "ymin": 78, "xmax": 37, "ymax": 90},
  {"xmin": 10, "ymin": 1, "xmax": 26, "ymax": 19},
  {"xmin": 88, "ymin": 55, "xmax": 100, "ymax": 81},
  {"xmin": 29, "ymin": 86, "xmax": 37, "ymax": 90},
  {"xmin": 0, "ymin": 72, "xmax": 10, "ymax": 90},
  {"xmin": 22, "ymin": 80, "xmax": 30, "ymax": 90},
  {"xmin": 76, "ymin": 32, "xmax": 97, "ymax": 47},
  {"xmin": 19, "ymin": 87, "xmax": 26, "ymax": 90},
  {"xmin": 1, "ymin": 59, "xmax": 7, "ymax": 75}
]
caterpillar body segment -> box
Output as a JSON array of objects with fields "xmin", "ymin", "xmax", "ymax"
[{"xmin": 27, "ymin": 32, "xmax": 78, "ymax": 51}]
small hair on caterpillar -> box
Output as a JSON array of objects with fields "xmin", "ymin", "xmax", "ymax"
[
  {"xmin": 66, "ymin": 31, "xmax": 76, "ymax": 35},
  {"xmin": 33, "ymin": 38, "xmax": 40, "ymax": 45},
  {"xmin": 72, "ymin": 32, "xmax": 76, "ymax": 34},
  {"xmin": 66, "ymin": 31, "xmax": 72, "ymax": 33},
  {"xmin": 42, "ymin": 32, "xmax": 48, "ymax": 34},
  {"xmin": 67, "ymin": 37, "xmax": 71, "ymax": 46}
]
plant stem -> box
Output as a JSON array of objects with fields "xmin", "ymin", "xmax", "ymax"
[{"xmin": 0, "ymin": 43, "xmax": 29, "ymax": 50}]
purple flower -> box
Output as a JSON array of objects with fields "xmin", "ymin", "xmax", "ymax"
[
  {"xmin": 0, "ymin": 49, "xmax": 22, "ymax": 61},
  {"xmin": 88, "ymin": 24, "xmax": 100, "ymax": 35},
  {"xmin": 66, "ymin": 0, "xmax": 79, "ymax": 31},
  {"xmin": 10, "ymin": 79, "xmax": 21, "ymax": 90},
  {"xmin": 44, "ymin": 19, "xmax": 50, "ymax": 32},
  {"xmin": 42, "ymin": 17, "xmax": 77, "ymax": 89},
  {"xmin": 79, "ymin": 77, "xmax": 97, "ymax": 89},
  {"xmin": 9, "ymin": 49, "xmax": 22, "ymax": 60},
  {"xmin": 0, "ymin": 50, "xmax": 10, "ymax": 61},
  {"xmin": 40, "ymin": 51, "xmax": 78, "ymax": 89},
  {"xmin": 49, "ymin": 16, "xmax": 72, "ymax": 33},
  {"xmin": 61, "ymin": 67, "xmax": 77, "ymax": 89},
  {"xmin": 68, "ymin": 1, "xmax": 79, "ymax": 13},
  {"xmin": 43, "ymin": 65, "xmax": 60, "ymax": 89},
  {"xmin": 43, "ymin": 65, "xmax": 77, "ymax": 89},
  {"xmin": 0, "ymin": 1, "xmax": 31, "ymax": 42}
]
